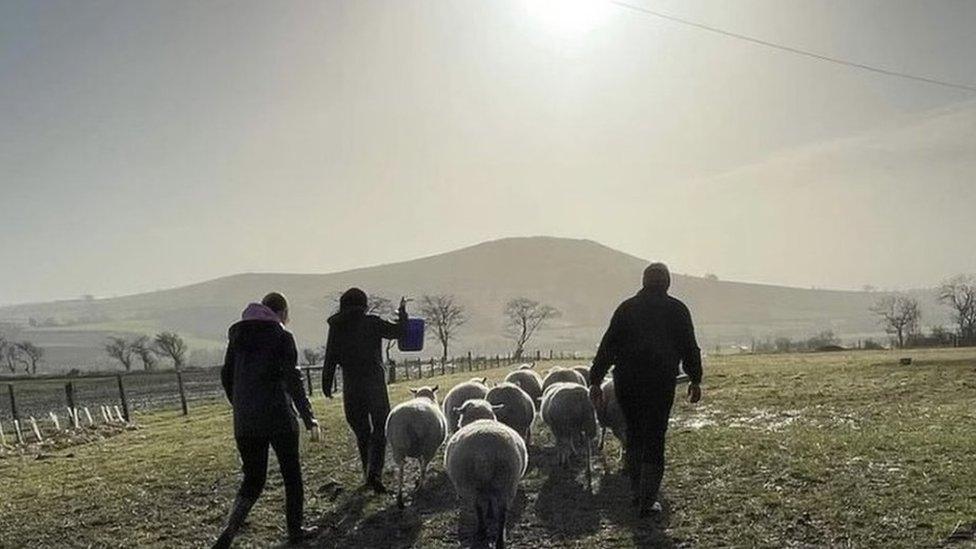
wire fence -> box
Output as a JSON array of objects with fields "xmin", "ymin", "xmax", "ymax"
[{"xmin": 0, "ymin": 349, "xmax": 590, "ymax": 446}]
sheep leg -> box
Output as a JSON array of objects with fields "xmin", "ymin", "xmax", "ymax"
[
  {"xmin": 598, "ymin": 427, "xmax": 607, "ymax": 452},
  {"xmin": 474, "ymin": 501, "xmax": 488, "ymax": 545},
  {"xmin": 396, "ymin": 463, "xmax": 405, "ymax": 509},
  {"xmin": 416, "ymin": 459, "xmax": 428, "ymax": 492},
  {"xmin": 494, "ymin": 501, "xmax": 508, "ymax": 549},
  {"xmin": 585, "ymin": 431, "xmax": 593, "ymax": 495}
]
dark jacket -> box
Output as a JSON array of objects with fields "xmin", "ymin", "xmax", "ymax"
[
  {"xmin": 221, "ymin": 305, "xmax": 315, "ymax": 438},
  {"xmin": 322, "ymin": 307, "xmax": 406, "ymax": 393},
  {"xmin": 590, "ymin": 288, "xmax": 702, "ymax": 388}
]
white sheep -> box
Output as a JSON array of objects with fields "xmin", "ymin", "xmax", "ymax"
[
  {"xmin": 486, "ymin": 382, "xmax": 535, "ymax": 445},
  {"xmin": 540, "ymin": 382, "xmax": 598, "ymax": 492},
  {"xmin": 595, "ymin": 378, "xmax": 626, "ymax": 456},
  {"xmin": 443, "ymin": 379, "xmax": 489, "ymax": 433},
  {"xmin": 444, "ymin": 401, "xmax": 528, "ymax": 549},
  {"xmin": 385, "ymin": 385, "xmax": 449, "ymax": 508},
  {"xmin": 504, "ymin": 369, "xmax": 543, "ymax": 409},
  {"xmin": 571, "ymin": 365, "xmax": 591, "ymax": 383},
  {"xmin": 541, "ymin": 367, "xmax": 586, "ymax": 394}
]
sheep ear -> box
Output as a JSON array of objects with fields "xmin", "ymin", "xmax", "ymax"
[
  {"xmin": 409, "ymin": 388, "xmax": 418, "ymax": 394},
  {"xmin": 432, "ymin": 385, "xmax": 439, "ymax": 393},
  {"xmin": 452, "ymin": 406, "xmax": 464, "ymax": 414},
  {"xmin": 491, "ymin": 404, "xmax": 505, "ymax": 411},
  {"xmin": 480, "ymin": 377, "xmax": 487, "ymax": 384}
]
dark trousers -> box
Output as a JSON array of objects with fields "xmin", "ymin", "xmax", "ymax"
[
  {"xmin": 235, "ymin": 431, "xmax": 304, "ymax": 532},
  {"xmin": 615, "ymin": 380, "xmax": 676, "ymax": 501},
  {"xmin": 343, "ymin": 378, "xmax": 391, "ymax": 482}
]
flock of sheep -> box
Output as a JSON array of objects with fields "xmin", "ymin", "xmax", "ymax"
[{"xmin": 383, "ymin": 363, "xmax": 625, "ymax": 549}]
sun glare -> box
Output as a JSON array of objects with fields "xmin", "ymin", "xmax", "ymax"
[{"xmin": 523, "ymin": 0, "xmax": 613, "ymax": 35}]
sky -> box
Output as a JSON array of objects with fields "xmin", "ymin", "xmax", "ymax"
[{"xmin": 2, "ymin": 0, "xmax": 975, "ymax": 304}]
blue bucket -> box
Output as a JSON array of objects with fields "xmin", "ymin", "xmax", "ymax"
[{"xmin": 398, "ymin": 318, "xmax": 425, "ymax": 352}]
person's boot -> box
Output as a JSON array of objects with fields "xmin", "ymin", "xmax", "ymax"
[
  {"xmin": 637, "ymin": 466, "xmax": 663, "ymax": 518},
  {"xmin": 213, "ymin": 496, "xmax": 256, "ymax": 549},
  {"xmin": 366, "ymin": 475, "xmax": 389, "ymax": 494},
  {"xmin": 285, "ymin": 483, "xmax": 317, "ymax": 545},
  {"xmin": 356, "ymin": 440, "xmax": 370, "ymax": 483},
  {"xmin": 287, "ymin": 526, "xmax": 320, "ymax": 545}
]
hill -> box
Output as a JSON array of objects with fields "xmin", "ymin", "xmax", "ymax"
[{"xmin": 0, "ymin": 236, "xmax": 945, "ymax": 370}]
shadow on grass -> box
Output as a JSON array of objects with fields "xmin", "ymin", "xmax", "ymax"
[
  {"xmin": 533, "ymin": 445, "xmax": 602, "ymax": 542},
  {"xmin": 596, "ymin": 470, "xmax": 677, "ymax": 549},
  {"xmin": 307, "ymin": 471, "xmax": 457, "ymax": 548}
]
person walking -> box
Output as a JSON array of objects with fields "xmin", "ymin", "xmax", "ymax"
[
  {"xmin": 322, "ymin": 288, "xmax": 408, "ymax": 494},
  {"xmin": 588, "ymin": 263, "xmax": 703, "ymax": 517},
  {"xmin": 214, "ymin": 292, "xmax": 319, "ymax": 548}
]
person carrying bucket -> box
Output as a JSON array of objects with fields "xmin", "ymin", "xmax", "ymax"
[{"xmin": 322, "ymin": 288, "xmax": 411, "ymax": 494}]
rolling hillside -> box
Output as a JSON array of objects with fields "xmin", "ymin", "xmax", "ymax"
[{"xmin": 0, "ymin": 237, "xmax": 946, "ymax": 370}]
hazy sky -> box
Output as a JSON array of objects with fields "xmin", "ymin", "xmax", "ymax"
[{"xmin": 2, "ymin": 0, "xmax": 975, "ymax": 304}]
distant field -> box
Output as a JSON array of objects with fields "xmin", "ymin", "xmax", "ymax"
[{"xmin": 2, "ymin": 349, "xmax": 975, "ymax": 548}]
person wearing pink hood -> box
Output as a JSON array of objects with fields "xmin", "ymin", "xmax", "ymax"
[{"xmin": 214, "ymin": 292, "xmax": 319, "ymax": 548}]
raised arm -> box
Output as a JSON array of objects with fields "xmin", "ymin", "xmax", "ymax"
[
  {"xmin": 280, "ymin": 331, "xmax": 316, "ymax": 428},
  {"xmin": 377, "ymin": 297, "xmax": 408, "ymax": 340}
]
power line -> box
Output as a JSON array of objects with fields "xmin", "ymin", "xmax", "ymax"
[{"xmin": 610, "ymin": 0, "xmax": 976, "ymax": 93}]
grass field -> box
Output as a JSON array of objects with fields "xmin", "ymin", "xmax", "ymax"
[{"xmin": 2, "ymin": 349, "xmax": 975, "ymax": 548}]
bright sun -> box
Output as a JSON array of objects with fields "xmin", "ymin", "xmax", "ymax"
[{"xmin": 523, "ymin": 0, "xmax": 613, "ymax": 35}]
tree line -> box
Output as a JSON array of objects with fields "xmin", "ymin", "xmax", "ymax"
[
  {"xmin": 104, "ymin": 332, "xmax": 188, "ymax": 371},
  {"xmin": 870, "ymin": 274, "xmax": 976, "ymax": 349}
]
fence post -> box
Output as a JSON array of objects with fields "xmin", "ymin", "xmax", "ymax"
[
  {"xmin": 440, "ymin": 357, "xmax": 446, "ymax": 376},
  {"xmin": 549, "ymin": 349, "xmax": 553, "ymax": 360},
  {"xmin": 7, "ymin": 384, "xmax": 18, "ymax": 423},
  {"xmin": 303, "ymin": 368, "xmax": 314, "ymax": 395},
  {"xmin": 428, "ymin": 357, "xmax": 435, "ymax": 378},
  {"xmin": 8, "ymin": 384, "xmax": 23, "ymax": 444},
  {"xmin": 175, "ymin": 371, "xmax": 189, "ymax": 416},
  {"xmin": 65, "ymin": 382, "xmax": 79, "ymax": 428},
  {"xmin": 116, "ymin": 374, "xmax": 130, "ymax": 423},
  {"xmin": 467, "ymin": 351, "xmax": 472, "ymax": 372}
]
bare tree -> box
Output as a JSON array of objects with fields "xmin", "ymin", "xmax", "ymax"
[
  {"xmin": 14, "ymin": 341, "xmax": 43, "ymax": 375},
  {"xmin": 0, "ymin": 336, "xmax": 21, "ymax": 374},
  {"xmin": 504, "ymin": 297, "xmax": 561, "ymax": 359},
  {"xmin": 302, "ymin": 347, "xmax": 325, "ymax": 366},
  {"xmin": 154, "ymin": 332, "xmax": 188, "ymax": 370},
  {"xmin": 871, "ymin": 295, "xmax": 921, "ymax": 349},
  {"xmin": 130, "ymin": 335, "xmax": 158, "ymax": 371},
  {"xmin": 105, "ymin": 336, "xmax": 134, "ymax": 371},
  {"xmin": 937, "ymin": 275, "xmax": 976, "ymax": 341},
  {"xmin": 420, "ymin": 294, "xmax": 466, "ymax": 363}
]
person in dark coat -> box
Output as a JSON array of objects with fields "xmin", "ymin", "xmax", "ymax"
[
  {"xmin": 322, "ymin": 288, "xmax": 407, "ymax": 494},
  {"xmin": 215, "ymin": 292, "xmax": 319, "ymax": 548},
  {"xmin": 589, "ymin": 263, "xmax": 703, "ymax": 517}
]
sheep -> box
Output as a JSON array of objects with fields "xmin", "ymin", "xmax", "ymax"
[
  {"xmin": 443, "ymin": 380, "xmax": 490, "ymax": 433},
  {"xmin": 541, "ymin": 367, "xmax": 586, "ymax": 394},
  {"xmin": 486, "ymin": 382, "xmax": 535, "ymax": 445},
  {"xmin": 503, "ymin": 369, "xmax": 543, "ymax": 409},
  {"xmin": 594, "ymin": 378, "xmax": 626, "ymax": 456},
  {"xmin": 540, "ymin": 382, "xmax": 598, "ymax": 492},
  {"xmin": 385, "ymin": 385, "xmax": 448, "ymax": 508},
  {"xmin": 571, "ymin": 365, "xmax": 591, "ymax": 383},
  {"xmin": 444, "ymin": 401, "xmax": 528, "ymax": 549}
]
